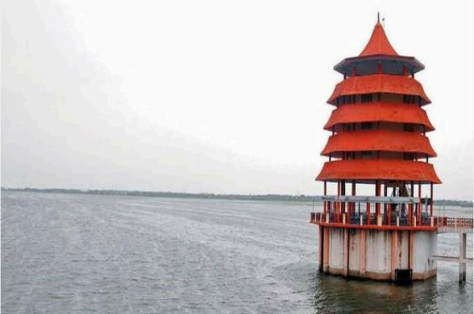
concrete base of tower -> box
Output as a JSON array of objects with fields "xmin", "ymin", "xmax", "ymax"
[{"xmin": 319, "ymin": 226, "xmax": 437, "ymax": 281}]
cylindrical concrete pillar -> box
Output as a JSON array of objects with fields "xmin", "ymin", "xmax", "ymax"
[
  {"xmin": 360, "ymin": 229, "xmax": 366, "ymax": 277},
  {"xmin": 391, "ymin": 231, "xmax": 398, "ymax": 280},
  {"xmin": 323, "ymin": 227, "xmax": 330, "ymax": 273},
  {"xmin": 460, "ymin": 233, "xmax": 467, "ymax": 282}
]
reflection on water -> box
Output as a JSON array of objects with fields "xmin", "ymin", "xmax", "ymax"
[
  {"xmin": 1, "ymin": 192, "xmax": 472, "ymax": 313},
  {"xmin": 311, "ymin": 269, "xmax": 473, "ymax": 313},
  {"xmin": 313, "ymin": 274, "xmax": 423, "ymax": 313}
]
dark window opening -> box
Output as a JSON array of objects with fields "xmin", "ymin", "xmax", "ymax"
[
  {"xmin": 361, "ymin": 122, "xmax": 373, "ymax": 130},
  {"xmin": 403, "ymin": 153, "xmax": 415, "ymax": 160},
  {"xmin": 403, "ymin": 95, "xmax": 418, "ymax": 104},
  {"xmin": 344, "ymin": 95, "xmax": 356, "ymax": 104},
  {"xmin": 361, "ymin": 94, "xmax": 373, "ymax": 103},
  {"xmin": 345, "ymin": 152, "xmax": 356, "ymax": 160},
  {"xmin": 344, "ymin": 124, "xmax": 353, "ymax": 132}
]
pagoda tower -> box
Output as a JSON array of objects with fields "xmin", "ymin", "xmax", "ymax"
[{"xmin": 312, "ymin": 17, "xmax": 441, "ymax": 282}]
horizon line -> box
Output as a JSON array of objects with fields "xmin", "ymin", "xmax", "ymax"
[{"xmin": 2, "ymin": 186, "xmax": 472, "ymax": 204}]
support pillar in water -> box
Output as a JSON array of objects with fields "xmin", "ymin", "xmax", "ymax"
[{"xmin": 459, "ymin": 232, "xmax": 467, "ymax": 282}]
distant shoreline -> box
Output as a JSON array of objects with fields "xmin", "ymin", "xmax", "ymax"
[{"xmin": 1, "ymin": 187, "xmax": 472, "ymax": 208}]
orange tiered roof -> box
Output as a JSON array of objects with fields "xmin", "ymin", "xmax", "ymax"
[
  {"xmin": 359, "ymin": 22, "xmax": 398, "ymax": 57},
  {"xmin": 327, "ymin": 74, "xmax": 431, "ymax": 105},
  {"xmin": 316, "ymin": 159, "xmax": 441, "ymax": 184},
  {"xmin": 324, "ymin": 102, "xmax": 435, "ymax": 131},
  {"xmin": 315, "ymin": 20, "xmax": 440, "ymax": 185},
  {"xmin": 334, "ymin": 21, "xmax": 425, "ymax": 76},
  {"xmin": 321, "ymin": 130, "xmax": 436, "ymax": 157}
]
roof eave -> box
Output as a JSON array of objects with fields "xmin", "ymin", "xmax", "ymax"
[{"xmin": 333, "ymin": 55, "xmax": 425, "ymax": 75}]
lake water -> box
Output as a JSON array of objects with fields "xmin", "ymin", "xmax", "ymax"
[{"xmin": 1, "ymin": 192, "xmax": 473, "ymax": 313}]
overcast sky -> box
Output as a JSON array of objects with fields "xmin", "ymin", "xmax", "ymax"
[{"xmin": 1, "ymin": 0, "xmax": 473, "ymax": 200}]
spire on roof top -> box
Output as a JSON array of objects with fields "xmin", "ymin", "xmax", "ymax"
[{"xmin": 359, "ymin": 18, "xmax": 398, "ymax": 57}]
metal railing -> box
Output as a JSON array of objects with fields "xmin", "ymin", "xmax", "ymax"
[
  {"xmin": 309, "ymin": 197, "xmax": 473, "ymax": 230},
  {"xmin": 311, "ymin": 212, "xmax": 473, "ymax": 229},
  {"xmin": 312, "ymin": 212, "xmax": 436, "ymax": 227},
  {"xmin": 437, "ymin": 217, "xmax": 473, "ymax": 228}
]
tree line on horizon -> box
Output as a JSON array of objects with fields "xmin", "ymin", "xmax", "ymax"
[{"xmin": 1, "ymin": 187, "xmax": 473, "ymax": 207}]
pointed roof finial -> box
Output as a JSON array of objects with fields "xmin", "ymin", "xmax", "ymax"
[
  {"xmin": 377, "ymin": 12, "xmax": 380, "ymax": 23},
  {"xmin": 359, "ymin": 18, "xmax": 398, "ymax": 57}
]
